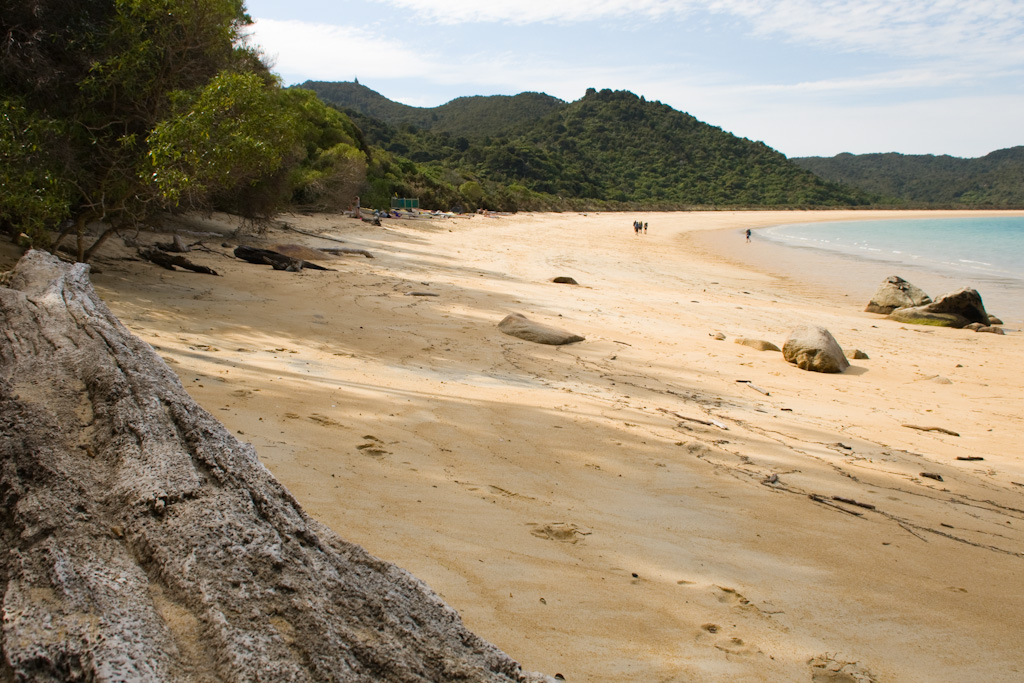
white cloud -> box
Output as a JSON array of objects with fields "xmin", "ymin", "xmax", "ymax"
[
  {"xmin": 368, "ymin": 0, "xmax": 688, "ymax": 25},
  {"xmin": 373, "ymin": 0, "xmax": 1024, "ymax": 64},
  {"xmin": 249, "ymin": 18, "xmax": 441, "ymax": 81}
]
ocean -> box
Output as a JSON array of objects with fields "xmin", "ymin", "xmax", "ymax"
[{"xmin": 758, "ymin": 216, "xmax": 1024, "ymax": 326}]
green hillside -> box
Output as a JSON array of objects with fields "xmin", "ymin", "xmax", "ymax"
[
  {"xmin": 330, "ymin": 85, "xmax": 869, "ymax": 209},
  {"xmin": 793, "ymin": 147, "xmax": 1024, "ymax": 207},
  {"xmin": 298, "ymin": 81, "xmax": 564, "ymax": 139}
]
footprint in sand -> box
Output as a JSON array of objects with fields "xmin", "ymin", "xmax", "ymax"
[
  {"xmin": 696, "ymin": 623, "xmax": 761, "ymax": 657},
  {"xmin": 308, "ymin": 414, "xmax": 342, "ymax": 428},
  {"xmin": 356, "ymin": 435, "xmax": 390, "ymax": 457},
  {"xmin": 229, "ymin": 389, "xmax": 254, "ymax": 399}
]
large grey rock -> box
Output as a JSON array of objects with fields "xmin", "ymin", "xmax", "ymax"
[
  {"xmin": 782, "ymin": 326, "xmax": 850, "ymax": 373},
  {"xmin": 888, "ymin": 287, "xmax": 989, "ymax": 328},
  {"xmin": 0, "ymin": 251, "xmax": 542, "ymax": 682},
  {"xmin": 864, "ymin": 276, "xmax": 931, "ymax": 314},
  {"xmin": 498, "ymin": 312, "xmax": 585, "ymax": 345}
]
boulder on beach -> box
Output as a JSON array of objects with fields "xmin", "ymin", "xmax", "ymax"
[
  {"xmin": 845, "ymin": 349, "xmax": 870, "ymax": 360},
  {"xmin": 552, "ymin": 276, "xmax": 579, "ymax": 285},
  {"xmin": 888, "ymin": 287, "xmax": 989, "ymax": 328},
  {"xmin": 783, "ymin": 325, "xmax": 850, "ymax": 373},
  {"xmin": 734, "ymin": 337, "xmax": 781, "ymax": 352},
  {"xmin": 864, "ymin": 276, "xmax": 931, "ymax": 314},
  {"xmin": 498, "ymin": 313, "xmax": 585, "ymax": 345}
]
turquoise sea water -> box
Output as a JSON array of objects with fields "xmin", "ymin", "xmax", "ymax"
[{"xmin": 758, "ymin": 216, "xmax": 1024, "ymax": 324}]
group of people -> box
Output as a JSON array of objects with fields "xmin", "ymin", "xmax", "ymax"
[{"xmin": 633, "ymin": 220, "xmax": 648, "ymax": 235}]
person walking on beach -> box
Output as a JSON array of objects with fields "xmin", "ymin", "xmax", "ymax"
[
  {"xmin": 745, "ymin": 229, "xmax": 751, "ymax": 242},
  {"xmin": 643, "ymin": 222, "xmax": 648, "ymax": 234}
]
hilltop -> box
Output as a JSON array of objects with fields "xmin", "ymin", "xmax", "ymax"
[
  {"xmin": 304, "ymin": 81, "xmax": 869, "ymax": 210},
  {"xmin": 793, "ymin": 147, "xmax": 1024, "ymax": 207}
]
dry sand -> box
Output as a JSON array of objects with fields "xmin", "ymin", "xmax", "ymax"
[{"xmin": 24, "ymin": 209, "xmax": 1024, "ymax": 681}]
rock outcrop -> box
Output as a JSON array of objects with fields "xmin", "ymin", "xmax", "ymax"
[
  {"xmin": 864, "ymin": 276, "xmax": 931, "ymax": 314},
  {"xmin": 782, "ymin": 326, "xmax": 850, "ymax": 373},
  {"xmin": 498, "ymin": 313, "xmax": 585, "ymax": 345},
  {"xmin": 0, "ymin": 251, "xmax": 548, "ymax": 682},
  {"xmin": 887, "ymin": 287, "xmax": 989, "ymax": 328}
]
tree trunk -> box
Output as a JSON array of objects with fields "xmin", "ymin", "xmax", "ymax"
[{"xmin": 0, "ymin": 251, "xmax": 543, "ymax": 683}]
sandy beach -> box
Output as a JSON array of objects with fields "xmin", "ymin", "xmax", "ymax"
[{"xmin": 17, "ymin": 209, "xmax": 1023, "ymax": 681}]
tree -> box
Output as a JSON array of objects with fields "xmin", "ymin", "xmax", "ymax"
[{"xmin": 0, "ymin": 0, "xmax": 291, "ymax": 261}]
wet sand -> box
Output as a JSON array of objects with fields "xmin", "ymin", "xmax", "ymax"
[{"xmin": 25, "ymin": 209, "xmax": 1024, "ymax": 682}]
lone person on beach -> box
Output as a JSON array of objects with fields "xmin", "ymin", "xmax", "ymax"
[{"xmin": 745, "ymin": 229, "xmax": 751, "ymax": 242}]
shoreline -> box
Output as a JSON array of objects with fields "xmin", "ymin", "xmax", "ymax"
[
  {"xmin": 8, "ymin": 209, "xmax": 1024, "ymax": 682},
  {"xmin": 684, "ymin": 209, "xmax": 1024, "ymax": 327}
]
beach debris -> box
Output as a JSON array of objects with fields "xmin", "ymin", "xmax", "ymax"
[
  {"xmin": 864, "ymin": 275, "xmax": 931, "ymax": 314},
  {"xmin": 320, "ymin": 247, "xmax": 374, "ymax": 258},
  {"xmin": 736, "ymin": 380, "xmax": 770, "ymax": 395},
  {"xmin": 762, "ymin": 473, "xmax": 779, "ymax": 485},
  {"xmin": 782, "ymin": 326, "xmax": 850, "ymax": 373},
  {"xmin": 712, "ymin": 331, "xmax": 726, "ymax": 340},
  {"xmin": 888, "ymin": 287, "xmax": 989, "ymax": 328},
  {"xmin": 832, "ymin": 496, "xmax": 876, "ymax": 510},
  {"xmin": 551, "ymin": 276, "xmax": 579, "ymax": 285},
  {"xmin": 920, "ymin": 472, "xmax": 944, "ymax": 482},
  {"xmin": 902, "ymin": 424, "xmax": 960, "ymax": 437},
  {"xmin": 405, "ymin": 291, "xmax": 440, "ymax": 297},
  {"xmin": 809, "ymin": 494, "xmax": 864, "ymax": 516},
  {"xmin": 497, "ymin": 312, "xmax": 585, "ymax": 345},
  {"xmin": 138, "ymin": 248, "xmax": 218, "ymax": 275},
  {"xmin": 956, "ymin": 456, "xmax": 984, "ymax": 461},
  {"xmin": 658, "ymin": 408, "xmax": 727, "ymax": 429},
  {"xmin": 832, "ymin": 442, "xmax": 853, "ymax": 450},
  {"xmin": 734, "ymin": 337, "xmax": 781, "ymax": 352},
  {"xmin": 528, "ymin": 522, "xmax": 591, "ymax": 543},
  {"xmin": 233, "ymin": 245, "xmax": 333, "ymax": 271},
  {"xmin": 845, "ymin": 348, "xmax": 870, "ymax": 360},
  {"xmin": 154, "ymin": 234, "xmax": 192, "ymax": 253}
]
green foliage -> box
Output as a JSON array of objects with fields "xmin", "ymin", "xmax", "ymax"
[
  {"xmin": 793, "ymin": 148, "xmax": 1024, "ymax": 207},
  {"xmin": 332, "ymin": 86, "xmax": 868, "ymax": 210},
  {"xmin": 148, "ymin": 73, "xmax": 299, "ymax": 213},
  {"xmin": 0, "ymin": 0, "xmax": 281, "ymax": 257},
  {"xmin": 299, "ymin": 81, "xmax": 565, "ymax": 139},
  {"xmin": 0, "ymin": 100, "xmax": 72, "ymax": 244}
]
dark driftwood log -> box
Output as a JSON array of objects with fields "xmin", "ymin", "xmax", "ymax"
[
  {"xmin": 139, "ymin": 247, "xmax": 219, "ymax": 275},
  {"xmin": 0, "ymin": 251, "xmax": 544, "ymax": 682},
  {"xmin": 233, "ymin": 245, "xmax": 332, "ymax": 271}
]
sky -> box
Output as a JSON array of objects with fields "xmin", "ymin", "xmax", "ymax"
[{"xmin": 245, "ymin": 0, "xmax": 1024, "ymax": 159}]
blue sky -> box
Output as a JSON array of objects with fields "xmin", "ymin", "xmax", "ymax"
[{"xmin": 245, "ymin": 1, "xmax": 1024, "ymax": 158}]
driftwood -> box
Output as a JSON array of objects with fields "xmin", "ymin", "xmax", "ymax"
[
  {"xmin": 0, "ymin": 250, "xmax": 544, "ymax": 682},
  {"xmin": 233, "ymin": 245, "xmax": 333, "ymax": 271},
  {"xmin": 658, "ymin": 408, "xmax": 727, "ymax": 430},
  {"xmin": 832, "ymin": 496, "xmax": 876, "ymax": 510},
  {"xmin": 139, "ymin": 247, "xmax": 219, "ymax": 275},
  {"xmin": 155, "ymin": 234, "xmax": 191, "ymax": 253},
  {"xmin": 903, "ymin": 424, "xmax": 960, "ymax": 437},
  {"xmin": 320, "ymin": 247, "xmax": 375, "ymax": 258}
]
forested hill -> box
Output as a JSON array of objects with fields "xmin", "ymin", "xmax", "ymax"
[
  {"xmin": 310, "ymin": 83, "xmax": 869, "ymax": 208},
  {"xmin": 299, "ymin": 81, "xmax": 565, "ymax": 138},
  {"xmin": 792, "ymin": 147, "xmax": 1024, "ymax": 207}
]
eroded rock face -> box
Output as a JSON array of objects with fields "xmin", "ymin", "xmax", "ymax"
[
  {"xmin": 0, "ymin": 251, "xmax": 545, "ymax": 683},
  {"xmin": 498, "ymin": 313, "xmax": 585, "ymax": 345},
  {"xmin": 888, "ymin": 287, "xmax": 989, "ymax": 328},
  {"xmin": 782, "ymin": 326, "xmax": 850, "ymax": 373},
  {"xmin": 864, "ymin": 276, "xmax": 931, "ymax": 314}
]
